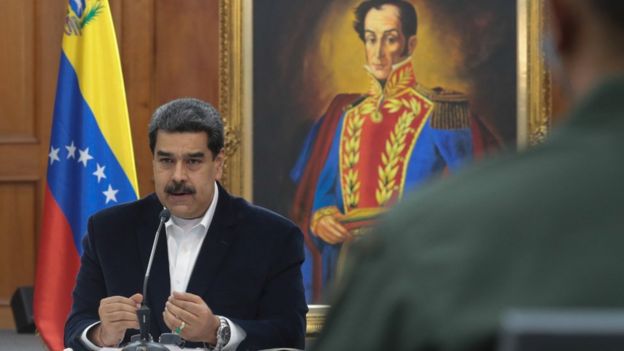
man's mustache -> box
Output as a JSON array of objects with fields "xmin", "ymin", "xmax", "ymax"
[{"xmin": 164, "ymin": 181, "xmax": 196, "ymax": 195}]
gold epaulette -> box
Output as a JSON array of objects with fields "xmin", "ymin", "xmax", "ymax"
[{"xmin": 415, "ymin": 85, "xmax": 471, "ymax": 129}]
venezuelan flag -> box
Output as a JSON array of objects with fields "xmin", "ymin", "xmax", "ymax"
[{"xmin": 34, "ymin": 1, "xmax": 139, "ymax": 349}]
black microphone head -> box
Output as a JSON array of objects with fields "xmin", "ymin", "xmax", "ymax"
[{"xmin": 159, "ymin": 208, "xmax": 171, "ymax": 222}]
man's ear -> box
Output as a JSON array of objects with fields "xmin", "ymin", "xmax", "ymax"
[{"xmin": 407, "ymin": 35, "xmax": 417, "ymax": 56}]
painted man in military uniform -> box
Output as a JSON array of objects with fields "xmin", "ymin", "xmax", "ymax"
[{"xmin": 291, "ymin": 0, "xmax": 497, "ymax": 301}]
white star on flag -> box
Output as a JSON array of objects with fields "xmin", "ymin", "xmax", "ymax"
[
  {"xmin": 66, "ymin": 141, "xmax": 77, "ymax": 159},
  {"xmin": 93, "ymin": 163, "xmax": 107, "ymax": 183},
  {"xmin": 103, "ymin": 184, "xmax": 119, "ymax": 204},
  {"xmin": 48, "ymin": 146, "xmax": 60, "ymax": 165},
  {"xmin": 78, "ymin": 147, "xmax": 94, "ymax": 167}
]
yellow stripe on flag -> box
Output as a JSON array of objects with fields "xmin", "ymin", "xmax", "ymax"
[{"xmin": 62, "ymin": 0, "xmax": 139, "ymax": 196}]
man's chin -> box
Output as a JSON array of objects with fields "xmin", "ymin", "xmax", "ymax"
[
  {"xmin": 167, "ymin": 205, "xmax": 196, "ymax": 219},
  {"xmin": 164, "ymin": 196, "xmax": 194, "ymax": 214},
  {"xmin": 372, "ymin": 70, "xmax": 390, "ymax": 81}
]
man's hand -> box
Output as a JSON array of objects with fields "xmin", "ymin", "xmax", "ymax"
[
  {"xmin": 89, "ymin": 293, "xmax": 143, "ymax": 347},
  {"xmin": 315, "ymin": 214, "xmax": 353, "ymax": 244},
  {"xmin": 163, "ymin": 291, "xmax": 220, "ymax": 344}
]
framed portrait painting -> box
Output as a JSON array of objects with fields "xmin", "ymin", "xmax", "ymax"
[{"xmin": 219, "ymin": 0, "xmax": 551, "ymax": 305}]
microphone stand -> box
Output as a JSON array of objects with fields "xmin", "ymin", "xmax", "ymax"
[{"xmin": 122, "ymin": 209, "xmax": 171, "ymax": 351}]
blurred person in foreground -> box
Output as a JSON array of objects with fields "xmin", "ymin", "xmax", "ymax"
[{"xmin": 312, "ymin": 0, "xmax": 624, "ymax": 349}]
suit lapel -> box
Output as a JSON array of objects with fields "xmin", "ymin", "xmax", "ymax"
[
  {"xmin": 186, "ymin": 183, "xmax": 239, "ymax": 298},
  {"xmin": 137, "ymin": 194, "xmax": 171, "ymax": 334}
]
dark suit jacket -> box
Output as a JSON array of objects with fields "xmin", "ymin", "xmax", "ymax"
[
  {"xmin": 312, "ymin": 77, "xmax": 624, "ymax": 350},
  {"xmin": 64, "ymin": 183, "xmax": 307, "ymax": 350}
]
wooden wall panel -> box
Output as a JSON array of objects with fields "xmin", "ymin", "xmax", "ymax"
[
  {"xmin": 119, "ymin": 0, "xmax": 156, "ymax": 197},
  {"xmin": 0, "ymin": 0, "xmax": 44, "ymax": 329},
  {"xmin": 154, "ymin": 0, "xmax": 220, "ymax": 106},
  {"xmin": 0, "ymin": 1, "xmax": 35, "ymax": 140},
  {"xmin": 0, "ymin": 183, "xmax": 36, "ymax": 328},
  {"xmin": 0, "ymin": 144, "xmax": 39, "ymax": 182}
]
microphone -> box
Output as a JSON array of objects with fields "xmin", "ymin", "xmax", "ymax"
[
  {"xmin": 122, "ymin": 208, "xmax": 172, "ymax": 351},
  {"xmin": 143, "ymin": 208, "xmax": 171, "ymax": 314}
]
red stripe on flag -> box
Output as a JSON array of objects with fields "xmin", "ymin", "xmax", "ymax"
[{"xmin": 34, "ymin": 186, "xmax": 80, "ymax": 351}]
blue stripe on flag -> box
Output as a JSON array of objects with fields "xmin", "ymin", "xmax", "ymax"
[{"xmin": 47, "ymin": 52, "xmax": 137, "ymax": 254}]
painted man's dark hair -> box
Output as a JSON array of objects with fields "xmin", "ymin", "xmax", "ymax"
[
  {"xmin": 148, "ymin": 98, "xmax": 224, "ymax": 159},
  {"xmin": 353, "ymin": 0, "xmax": 418, "ymax": 42}
]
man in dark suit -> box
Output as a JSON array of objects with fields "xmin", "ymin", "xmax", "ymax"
[
  {"xmin": 64, "ymin": 98, "xmax": 307, "ymax": 350},
  {"xmin": 312, "ymin": 0, "xmax": 624, "ymax": 350}
]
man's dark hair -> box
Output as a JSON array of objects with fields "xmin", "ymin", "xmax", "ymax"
[
  {"xmin": 353, "ymin": 0, "xmax": 418, "ymax": 42},
  {"xmin": 148, "ymin": 98, "xmax": 224, "ymax": 158}
]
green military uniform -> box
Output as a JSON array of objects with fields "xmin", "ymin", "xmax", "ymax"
[{"xmin": 311, "ymin": 76, "xmax": 624, "ymax": 350}]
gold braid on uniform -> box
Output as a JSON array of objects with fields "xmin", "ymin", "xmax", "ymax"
[
  {"xmin": 363, "ymin": 66, "xmax": 414, "ymax": 123},
  {"xmin": 341, "ymin": 108, "xmax": 364, "ymax": 209},
  {"xmin": 415, "ymin": 85, "xmax": 471, "ymax": 129},
  {"xmin": 375, "ymin": 99, "xmax": 419, "ymax": 206}
]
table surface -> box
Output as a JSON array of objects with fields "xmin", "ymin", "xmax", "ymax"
[
  {"xmin": 0, "ymin": 330, "xmax": 308, "ymax": 351},
  {"xmin": 0, "ymin": 329, "xmax": 45, "ymax": 350}
]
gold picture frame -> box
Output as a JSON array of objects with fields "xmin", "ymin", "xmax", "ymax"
[
  {"xmin": 517, "ymin": 0, "xmax": 552, "ymax": 148},
  {"xmin": 217, "ymin": 0, "xmax": 250, "ymax": 197},
  {"xmin": 218, "ymin": 0, "xmax": 551, "ymax": 198}
]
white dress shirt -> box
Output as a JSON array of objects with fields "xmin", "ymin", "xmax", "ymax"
[{"xmin": 81, "ymin": 183, "xmax": 246, "ymax": 350}]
